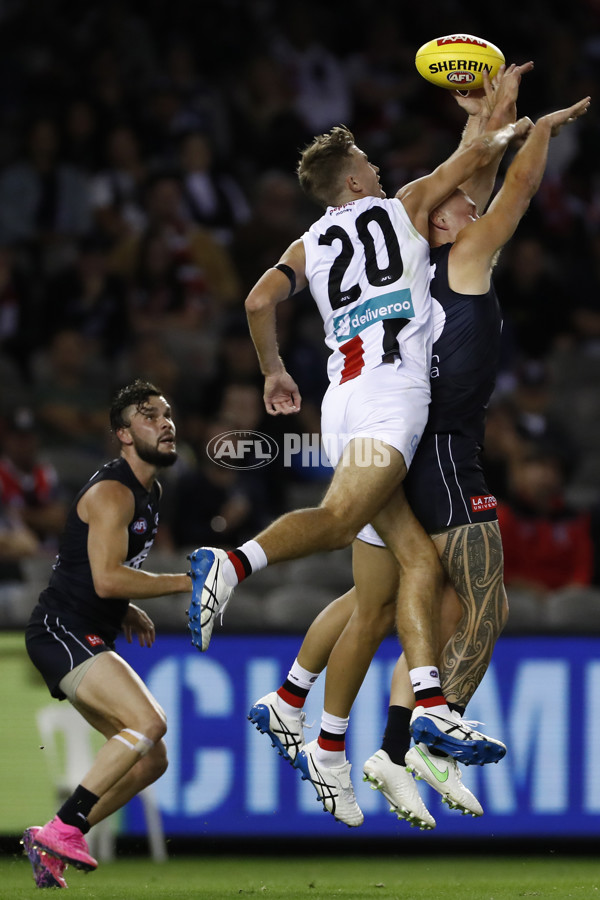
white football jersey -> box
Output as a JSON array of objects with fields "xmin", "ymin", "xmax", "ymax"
[{"xmin": 302, "ymin": 195, "xmax": 433, "ymax": 386}]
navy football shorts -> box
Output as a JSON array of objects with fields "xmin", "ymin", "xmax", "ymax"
[
  {"xmin": 26, "ymin": 605, "xmax": 113, "ymax": 700},
  {"xmin": 404, "ymin": 431, "xmax": 498, "ymax": 534},
  {"xmin": 357, "ymin": 431, "xmax": 498, "ymax": 545}
]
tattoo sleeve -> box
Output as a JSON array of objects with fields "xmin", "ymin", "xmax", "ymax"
[{"xmin": 434, "ymin": 521, "xmax": 507, "ymax": 707}]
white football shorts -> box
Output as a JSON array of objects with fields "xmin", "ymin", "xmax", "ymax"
[
  {"xmin": 320, "ymin": 362, "xmax": 430, "ymax": 475},
  {"xmin": 356, "ymin": 521, "xmax": 386, "ymax": 547}
]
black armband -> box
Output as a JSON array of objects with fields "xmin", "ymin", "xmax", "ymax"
[{"xmin": 274, "ymin": 263, "xmax": 296, "ymax": 297}]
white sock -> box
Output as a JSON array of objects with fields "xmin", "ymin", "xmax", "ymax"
[
  {"xmin": 276, "ymin": 659, "xmax": 320, "ymax": 716},
  {"xmin": 410, "ymin": 665, "xmax": 449, "ymax": 716},
  {"xmin": 409, "ymin": 666, "xmax": 442, "ymax": 693},
  {"xmin": 221, "ymin": 559, "xmax": 238, "ymax": 587},
  {"xmin": 316, "ymin": 710, "xmax": 349, "ymax": 767},
  {"xmin": 287, "ymin": 659, "xmax": 320, "ymax": 692},
  {"xmin": 221, "ymin": 540, "xmax": 268, "ymax": 587},
  {"xmin": 240, "ymin": 539, "xmax": 268, "ymax": 572},
  {"xmin": 423, "ymin": 701, "xmax": 451, "ymax": 716}
]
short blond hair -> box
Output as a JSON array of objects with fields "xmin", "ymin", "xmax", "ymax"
[{"xmin": 297, "ymin": 125, "xmax": 356, "ymax": 208}]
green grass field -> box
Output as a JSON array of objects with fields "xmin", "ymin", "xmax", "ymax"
[{"xmin": 1, "ymin": 852, "xmax": 599, "ymax": 899}]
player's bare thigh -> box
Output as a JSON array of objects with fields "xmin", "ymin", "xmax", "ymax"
[
  {"xmin": 71, "ymin": 650, "xmax": 166, "ymax": 740},
  {"xmin": 320, "ymin": 437, "xmax": 408, "ymax": 532},
  {"xmin": 352, "ymin": 537, "xmax": 399, "ymax": 624}
]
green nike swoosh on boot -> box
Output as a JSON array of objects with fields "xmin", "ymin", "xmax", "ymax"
[{"xmin": 414, "ymin": 745, "xmax": 449, "ymax": 783}]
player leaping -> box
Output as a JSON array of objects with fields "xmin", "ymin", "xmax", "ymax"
[
  {"xmin": 248, "ymin": 86, "xmax": 591, "ymax": 828},
  {"xmin": 186, "ymin": 115, "xmax": 531, "ymax": 825}
]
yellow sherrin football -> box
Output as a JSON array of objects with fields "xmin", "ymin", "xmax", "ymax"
[{"xmin": 415, "ymin": 34, "xmax": 505, "ymax": 90}]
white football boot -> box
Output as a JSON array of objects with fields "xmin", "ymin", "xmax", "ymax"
[
  {"xmin": 410, "ymin": 706, "xmax": 506, "ymax": 765},
  {"xmin": 248, "ymin": 692, "xmax": 306, "ymax": 764},
  {"xmin": 363, "ymin": 750, "xmax": 436, "ymax": 829},
  {"xmin": 405, "ymin": 742, "xmax": 483, "ymax": 817},
  {"xmin": 296, "ymin": 740, "xmax": 364, "ymax": 827},
  {"xmin": 187, "ymin": 547, "xmax": 233, "ymax": 651}
]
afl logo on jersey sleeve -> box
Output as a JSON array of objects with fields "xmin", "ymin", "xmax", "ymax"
[{"xmin": 131, "ymin": 518, "xmax": 148, "ymax": 535}]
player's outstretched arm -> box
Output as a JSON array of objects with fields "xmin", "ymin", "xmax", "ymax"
[
  {"xmin": 397, "ymin": 117, "xmax": 532, "ymax": 237},
  {"xmin": 461, "ymin": 96, "xmax": 591, "ymax": 260},
  {"xmin": 245, "ymin": 239, "xmax": 306, "ymax": 416},
  {"xmin": 447, "ymin": 95, "xmax": 590, "ymax": 295},
  {"xmin": 537, "ymin": 96, "xmax": 592, "ymax": 137},
  {"xmin": 457, "ymin": 62, "xmax": 534, "ymax": 212}
]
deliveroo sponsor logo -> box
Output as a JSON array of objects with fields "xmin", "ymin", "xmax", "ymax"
[{"xmin": 332, "ymin": 290, "xmax": 415, "ymax": 343}]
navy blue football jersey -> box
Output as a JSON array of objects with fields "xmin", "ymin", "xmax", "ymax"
[
  {"xmin": 35, "ymin": 457, "xmax": 160, "ymax": 641},
  {"xmin": 403, "ymin": 243, "xmax": 502, "ymax": 532},
  {"xmin": 425, "ymin": 242, "xmax": 502, "ymax": 443}
]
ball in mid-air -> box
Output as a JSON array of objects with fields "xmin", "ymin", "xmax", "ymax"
[{"xmin": 415, "ymin": 34, "xmax": 505, "ymax": 90}]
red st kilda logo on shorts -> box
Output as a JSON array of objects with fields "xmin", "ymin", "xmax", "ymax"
[
  {"xmin": 470, "ymin": 494, "xmax": 497, "ymax": 513},
  {"xmin": 86, "ymin": 634, "xmax": 104, "ymax": 647}
]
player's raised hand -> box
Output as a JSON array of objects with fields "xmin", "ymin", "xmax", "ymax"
[
  {"xmin": 487, "ymin": 62, "xmax": 534, "ymax": 125},
  {"xmin": 538, "ymin": 96, "xmax": 591, "ymax": 136},
  {"xmin": 493, "ymin": 62, "xmax": 535, "ymax": 95},
  {"xmin": 264, "ymin": 371, "xmax": 302, "ymax": 415},
  {"xmin": 451, "ymin": 80, "xmax": 492, "ymax": 117},
  {"xmin": 452, "ymin": 61, "xmax": 534, "ymax": 122}
]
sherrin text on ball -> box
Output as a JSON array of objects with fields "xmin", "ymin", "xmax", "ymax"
[{"xmin": 415, "ymin": 34, "xmax": 505, "ymax": 90}]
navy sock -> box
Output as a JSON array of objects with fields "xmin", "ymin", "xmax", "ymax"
[
  {"xmin": 57, "ymin": 785, "xmax": 99, "ymax": 834},
  {"xmin": 381, "ymin": 705, "xmax": 412, "ymax": 765}
]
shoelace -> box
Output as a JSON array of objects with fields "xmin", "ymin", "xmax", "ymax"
[
  {"xmin": 453, "ymin": 713, "xmax": 488, "ymax": 734},
  {"xmin": 272, "ymin": 709, "xmax": 307, "ymax": 753}
]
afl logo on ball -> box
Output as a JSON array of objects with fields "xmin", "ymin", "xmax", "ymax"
[
  {"xmin": 131, "ymin": 518, "xmax": 148, "ymax": 535},
  {"xmin": 447, "ymin": 71, "xmax": 476, "ymax": 85}
]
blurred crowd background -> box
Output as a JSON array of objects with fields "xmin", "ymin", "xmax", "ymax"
[{"xmin": 1, "ymin": 0, "xmax": 600, "ymax": 634}]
